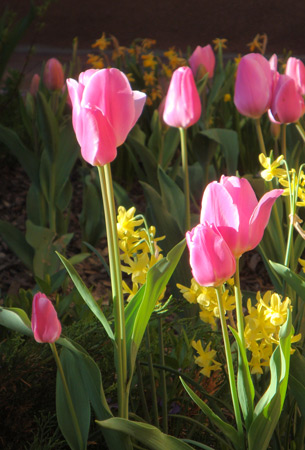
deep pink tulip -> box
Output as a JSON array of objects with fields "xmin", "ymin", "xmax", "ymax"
[
  {"xmin": 270, "ymin": 74, "xmax": 305, "ymax": 124},
  {"xmin": 234, "ymin": 53, "xmax": 273, "ymax": 118},
  {"xmin": 200, "ymin": 176, "xmax": 283, "ymax": 258},
  {"xmin": 186, "ymin": 222, "xmax": 236, "ymax": 287},
  {"xmin": 67, "ymin": 68, "xmax": 146, "ymax": 166},
  {"xmin": 43, "ymin": 58, "xmax": 65, "ymax": 91},
  {"xmin": 189, "ymin": 44, "xmax": 215, "ymax": 79},
  {"xmin": 163, "ymin": 66, "xmax": 201, "ymax": 128},
  {"xmin": 285, "ymin": 57, "xmax": 305, "ymax": 95},
  {"xmin": 31, "ymin": 293, "xmax": 62, "ymax": 343}
]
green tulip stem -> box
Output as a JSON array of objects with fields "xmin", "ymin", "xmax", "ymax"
[
  {"xmin": 281, "ymin": 123, "xmax": 287, "ymax": 160},
  {"xmin": 179, "ymin": 127, "xmax": 191, "ymax": 231},
  {"xmin": 215, "ymin": 285, "xmax": 243, "ymax": 440},
  {"xmin": 234, "ymin": 258, "xmax": 246, "ymax": 348},
  {"xmin": 98, "ymin": 164, "xmax": 128, "ymax": 420},
  {"xmin": 254, "ymin": 118, "xmax": 267, "ymax": 156},
  {"xmin": 50, "ymin": 342, "xmax": 83, "ymax": 448}
]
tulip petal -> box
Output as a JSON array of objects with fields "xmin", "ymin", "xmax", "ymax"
[
  {"xmin": 272, "ymin": 75, "xmax": 305, "ymax": 123},
  {"xmin": 131, "ymin": 90, "xmax": 147, "ymax": 128},
  {"xmin": 66, "ymin": 78, "xmax": 85, "ymax": 145},
  {"xmin": 32, "ymin": 293, "xmax": 61, "ymax": 343}
]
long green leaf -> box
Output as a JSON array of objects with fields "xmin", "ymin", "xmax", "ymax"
[
  {"xmin": 0, "ymin": 220, "xmax": 34, "ymax": 271},
  {"xmin": 248, "ymin": 310, "xmax": 292, "ymax": 450},
  {"xmin": 97, "ymin": 417, "xmax": 194, "ymax": 450},
  {"xmin": 36, "ymin": 91, "xmax": 59, "ymax": 160},
  {"xmin": 0, "ymin": 306, "xmax": 33, "ymax": 336},
  {"xmin": 56, "ymin": 252, "xmax": 114, "ymax": 342},
  {"xmin": 158, "ymin": 166, "xmax": 185, "ymax": 234},
  {"xmin": 270, "ymin": 261, "xmax": 305, "ymax": 300},
  {"xmin": 289, "ymin": 350, "xmax": 305, "ymax": 418},
  {"xmin": 180, "ymin": 378, "xmax": 241, "ymax": 449}
]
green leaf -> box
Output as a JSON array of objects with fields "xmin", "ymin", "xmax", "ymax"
[
  {"xmin": 0, "ymin": 306, "xmax": 33, "ymax": 336},
  {"xmin": 97, "ymin": 417, "xmax": 194, "ymax": 450},
  {"xmin": 0, "ymin": 123, "xmax": 39, "ymax": 185},
  {"xmin": 248, "ymin": 310, "xmax": 292, "ymax": 450},
  {"xmin": 0, "ymin": 220, "xmax": 34, "ymax": 271},
  {"xmin": 230, "ymin": 327, "xmax": 254, "ymax": 430},
  {"xmin": 257, "ymin": 248, "xmax": 282, "ymax": 293},
  {"xmin": 180, "ymin": 378, "xmax": 241, "ymax": 449},
  {"xmin": 289, "ymin": 350, "xmax": 305, "ymax": 418},
  {"xmin": 148, "ymin": 110, "xmax": 162, "ymax": 158},
  {"xmin": 56, "ymin": 252, "xmax": 114, "ymax": 342},
  {"xmin": 162, "ymin": 127, "xmax": 180, "ymax": 169},
  {"xmin": 269, "ymin": 261, "xmax": 305, "ymax": 300},
  {"xmin": 158, "ymin": 166, "xmax": 185, "ymax": 234},
  {"xmin": 36, "ymin": 91, "xmax": 59, "ymax": 160},
  {"xmin": 126, "ymin": 136, "xmax": 159, "ymax": 190}
]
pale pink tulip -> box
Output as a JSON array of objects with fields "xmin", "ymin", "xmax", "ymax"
[
  {"xmin": 43, "ymin": 58, "xmax": 65, "ymax": 91},
  {"xmin": 270, "ymin": 74, "xmax": 305, "ymax": 124},
  {"xmin": 67, "ymin": 68, "xmax": 146, "ymax": 166},
  {"xmin": 285, "ymin": 57, "xmax": 305, "ymax": 95},
  {"xmin": 200, "ymin": 176, "xmax": 283, "ymax": 258},
  {"xmin": 189, "ymin": 44, "xmax": 215, "ymax": 79},
  {"xmin": 186, "ymin": 222, "xmax": 236, "ymax": 287},
  {"xmin": 163, "ymin": 66, "xmax": 201, "ymax": 128},
  {"xmin": 234, "ymin": 53, "xmax": 273, "ymax": 118},
  {"xmin": 31, "ymin": 293, "xmax": 62, "ymax": 343}
]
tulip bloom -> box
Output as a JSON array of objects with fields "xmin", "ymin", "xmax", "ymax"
[
  {"xmin": 269, "ymin": 74, "xmax": 305, "ymax": 124},
  {"xmin": 234, "ymin": 53, "xmax": 273, "ymax": 118},
  {"xmin": 43, "ymin": 58, "xmax": 65, "ymax": 91},
  {"xmin": 200, "ymin": 176, "xmax": 283, "ymax": 258},
  {"xmin": 285, "ymin": 57, "xmax": 305, "ymax": 95},
  {"xmin": 186, "ymin": 222, "xmax": 236, "ymax": 287},
  {"xmin": 163, "ymin": 66, "xmax": 201, "ymax": 128},
  {"xmin": 67, "ymin": 68, "xmax": 146, "ymax": 166},
  {"xmin": 189, "ymin": 44, "xmax": 215, "ymax": 79},
  {"xmin": 31, "ymin": 293, "xmax": 62, "ymax": 343}
]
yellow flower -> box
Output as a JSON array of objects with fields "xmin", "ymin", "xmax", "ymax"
[
  {"xmin": 192, "ymin": 340, "xmax": 222, "ymax": 377},
  {"xmin": 150, "ymin": 85, "xmax": 163, "ymax": 101},
  {"xmin": 87, "ymin": 54, "xmax": 104, "ymax": 69},
  {"xmin": 162, "ymin": 63, "xmax": 172, "ymax": 78},
  {"xmin": 164, "ymin": 47, "xmax": 186, "ymax": 69},
  {"xmin": 224, "ymin": 93, "xmax": 231, "ymax": 102},
  {"xmin": 212, "ymin": 38, "xmax": 228, "ymax": 50},
  {"xmin": 247, "ymin": 33, "xmax": 267, "ymax": 54},
  {"xmin": 259, "ymin": 153, "xmax": 286, "ymax": 181},
  {"xmin": 143, "ymin": 71, "xmax": 157, "ymax": 87},
  {"xmin": 141, "ymin": 52, "xmax": 158, "ymax": 69},
  {"xmin": 142, "ymin": 38, "xmax": 156, "ymax": 50},
  {"xmin": 117, "ymin": 206, "xmax": 143, "ymax": 239},
  {"xmin": 248, "ymin": 341, "xmax": 273, "ymax": 374},
  {"xmin": 259, "ymin": 291, "xmax": 291, "ymax": 326},
  {"xmin": 91, "ymin": 33, "xmax": 110, "ymax": 51},
  {"xmin": 234, "ymin": 53, "xmax": 242, "ymax": 65}
]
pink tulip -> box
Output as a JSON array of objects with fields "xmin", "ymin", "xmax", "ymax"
[
  {"xmin": 186, "ymin": 222, "xmax": 236, "ymax": 287},
  {"xmin": 285, "ymin": 57, "xmax": 305, "ymax": 95},
  {"xmin": 67, "ymin": 68, "xmax": 146, "ymax": 166},
  {"xmin": 189, "ymin": 44, "xmax": 215, "ymax": 79},
  {"xmin": 31, "ymin": 293, "xmax": 62, "ymax": 343},
  {"xmin": 200, "ymin": 176, "xmax": 283, "ymax": 258},
  {"xmin": 43, "ymin": 58, "xmax": 65, "ymax": 91},
  {"xmin": 269, "ymin": 74, "xmax": 305, "ymax": 124},
  {"xmin": 234, "ymin": 53, "xmax": 273, "ymax": 118},
  {"xmin": 163, "ymin": 66, "xmax": 201, "ymax": 128},
  {"xmin": 30, "ymin": 73, "xmax": 40, "ymax": 97}
]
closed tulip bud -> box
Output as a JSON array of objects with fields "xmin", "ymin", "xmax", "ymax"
[
  {"xmin": 285, "ymin": 57, "xmax": 305, "ymax": 95},
  {"xmin": 163, "ymin": 66, "xmax": 201, "ymax": 128},
  {"xmin": 31, "ymin": 293, "xmax": 62, "ymax": 343},
  {"xmin": 200, "ymin": 176, "xmax": 283, "ymax": 258},
  {"xmin": 43, "ymin": 58, "xmax": 65, "ymax": 90},
  {"xmin": 66, "ymin": 68, "xmax": 146, "ymax": 166},
  {"xmin": 270, "ymin": 74, "xmax": 305, "ymax": 124},
  {"xmin": 189, "ymin": 44, "xmax": 215, "ymax": 79},
  {"xmin": 234, "ymin": 53, "xmax": 273, "ymax": 118},
  {"xmin": 29, "ymin": 73, "xmax": 40, "ymax": 97},
  {"xmin": 186, "ymin": 222, "xmax": 236, "ymax": 287}
]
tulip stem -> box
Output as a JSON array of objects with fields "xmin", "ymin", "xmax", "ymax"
[
  {"xmin": 234, "ymin": 258, "xmax": 246, "ymax": 348},
  {"xmin": 254, "ymin": 118, "xmax": 267, "ymax": 156},
  {"xmin": 281, "ymin": 124, "xmax": 287, "ymax": 160},
  {"xmin": 50, "ymin": 342, "xmax": 84, "ymax": 449},
  {"xmin": 179, "ymin": 127, "xmax": 191, "ymax": 231},
  {"xmin": 98, "ymin": 164, "xmax": 128, "ymax": 420},
  {"xmin": 215, "ymin": 286, "xmax": 244, "ymax": 442}
]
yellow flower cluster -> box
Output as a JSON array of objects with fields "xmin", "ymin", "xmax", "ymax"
[
  {"xmin": 245, "ymin": 291, "xmax": 301, "ymax": 374},
  {"xmin": 117, "ymin": 206, "xmax": 164, "ymax": 301},
  {"xmin": 192, "ymin": 340, "xmax": 222, "ymax": 377}
]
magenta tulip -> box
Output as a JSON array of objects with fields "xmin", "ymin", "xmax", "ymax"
[
  {"xmin": 234, "ymin": 53, "xmax": 273, "ymax": 118},
  {"xmin": 189, "ymin": 44, "xmax": 215, "ymax": 79},
  {"xmin": 163, "ymin": 66, "xmax": 201, "ymax": 128},
  {"xmin": 43, "ymin": 58, "xmax": 65, "ymax": 91},
  {"xmin": 31, "ymin": 293, "xmax": 62, "ymax": 343},
  {"xmin": 186, "ymin": 222, "xmax": 236, "ymax": 287},
  {"xmin": 285, "ymin": 57, "xmax": 305, "ymax": 95},
  {"xmin": 269, "ymin": 74, "xmax": 305, "ymax": 124},
  {"xmin": 67, "ymin": 68, "xmax": 146, "ymax": 166},
  {"xmin": 200, "ymin": 176, "xmax": 283, "ymax": 258}
]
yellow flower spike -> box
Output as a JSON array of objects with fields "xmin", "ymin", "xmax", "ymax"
[
  {"xmin": 141, "ymin": 52, "xmax": 158, "ymax": 69},
  {"xmin": 162, "ymin": 63, "xmax": 172, "ymax": 78},
  {"xmin": 260, "ymin": 292, "xmax": 290, "ymax": 327},
  {"xmin": 234, "ymin": 53, "xmax": 242, "ymax": 65},
  {"xmin": 87, "ymin": 54, "xmax": 105, "ymax": 69},
  {"xmin": 192, "ymin": 340, "xmax": 222, "ymax": 377},
  {"xmin": 143, "ymin": 71, "xmax": 157, "ymax": 87},
  {"xmin": 224, "ymin": 93, "xmax": 231, "ymax": 102},
  {"xmin": 91, "ymin": 32, "xmax": 110, "ymax": 51},
  {"xmin": 259, "ymin": 153, "xmax": 286, "ymax": 181},
  {"xmin": 212, "ymin": 38, "xmax": 228, "ymax": 51},
  {"xmin": 117, "ymin": 206, "xmax": 143, "ymax": 239}
]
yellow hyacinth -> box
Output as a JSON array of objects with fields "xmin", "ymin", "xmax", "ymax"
[{"xmin": 192, "ymin": 340, "xmax": 222, "ymax": 377}]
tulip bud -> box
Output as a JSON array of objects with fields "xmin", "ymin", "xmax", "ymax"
[
  {"xmin": 31, "ymin": 292, "xmax": 62, "ymax": 343},
  {"xmin": 186, "ymin": 222, "xmax": 236, "ymax": 287},
  {"xmin": 189, "ymin": 44, "xmax": 215, "ymax": 79},
  {"xmin": 29, "ymin": 73, "xmax": 40, "ymax": 97},
  {"xmin": 43, "ymin": 58, "xmax": 65, "ymax": 91},
  {"xmin": 163, "ymin": 66, "xmax": 201, "ymax": 128},
  {"xmin": 285, "ymin": 57, "xmax": 305, "ymax": 95},
  {"xmin": 270, "ymin": 74, "xmax": 305, "ymax": 124},
  {"xmin": 234, "ymin": 53, "xmax": 273, "ymax": 118}
]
